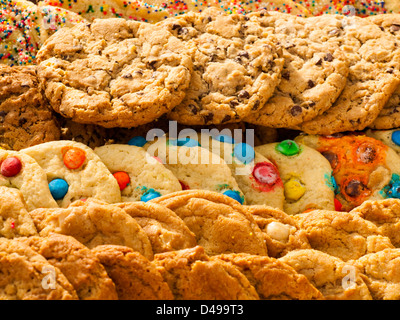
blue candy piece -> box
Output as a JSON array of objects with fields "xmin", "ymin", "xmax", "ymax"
[
  {"xmin": 140, "ymin": 189, "xmax": 162, "ymax": 202},
  {"xmin": 391, "ymin": 130, "xmax": 400, "ymax": 146},
  {"xmin": 49, "ymin": 178, "xmax": 69, "ymax": 200},
  {"xmin": 128, "ymin": 136, "xmax": 147, "ymax": 147},
  {"xmin": 222, "ymin": 190, "xmax": 244, "ymax": 204},
  {"xmin": 168, "ymin": 137, "xmax": 200, "ymax": 147},
  {"xmin": 212, "ymin": 134, "xmax": 235, "ymax": 144},
  {"xmin": 233, "ymin": 143, "xmax": 255, "ymax": 164},
  {"xmin": 389, "ymin": 183, "xmax": 400, "ymax": 198}
]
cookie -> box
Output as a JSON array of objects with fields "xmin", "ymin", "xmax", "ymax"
[
  {"xmin": 0, "ymin": 65, "xmax": 61, "ymax": 151},
  {"xmin": 28, "ymin": 198, "xmax": 154, "ymax": 259},
  {"xmin": 365, "ymin": 129, "xmax": 400, "ymax": 155},
  {"xmin": 0, "ymin": 0, "xmax": 47, "ymax": 66},
  {"xmin": 279, "ymin": 249, "xmax": 372, "ymax": 300},
  {"xmin": 294, "ymin": 209, "xmax": 394, "ymax": 261},
  {"xmin": 92, "ymin": 244, "xmax": 174, "ymax": 300},
  {"xmin": 255, "ymin": 139, "xmax": 336, "ymax": 214},
  {"xmin": 366, "ymin": 14, "xmax": 400, "ymax": 130},
  {"xmin": 116, "ymin": 201, "xmax": 197, "ymax": 254},
  {"xmin": 0, "ymin": 187, "xmax": 38, "ymax": 238},
  {"xmin": 213, "ymin": 252, "xmax": 323, "ymax": 300},
  {"xmin": 243, "ymin": 11, "xmax": 349, "ymax": 128},
  {"xmin": 349, "ymin": 248, "xmax": 400, "ymax": 300},
  {"xmin": 354, "ymin": 0, "xmax": 391, "ymax": 16},
  {"xmin": 36, "ymin": 17, "xmax": 193, "ymax": 128},
  {"xmin": 0, "ymin": 237, "xmax": 78, "ymax": 300},
  {"xmin": 94, "ymin": 144, "xmax": 182, "ymax": 202},
  {"xmin": 295, "ymin": 133, "xmax": 400, "ymax": 211},
  {"xmin": 245, "ymin": 205, "xmax": 311, "ymax": 258},
  {"xmin": 144, "ymin": 136, "xmax": 245, "ymax": 203},
  {"xmin": 159, "ymin": 7, "xmax": 285, "ymax": 125},
  {"xmin": 152, "ymin": 246, "xmax": 260, "ymax": 300},
  {"xmin": 21, "ymin": 140, "xmax": 121, "ymax": 207},
  {"xmin": 0, "ymin": 149, "xmax": 58, "ymax": 211},
  {"xmin": 294, "ymin": 14, "xmax": 400, "ymax": 135},
  {"xmin": 195, "ymin": 132, "xmax": 285, "ymax": 209},
  {"xmin": 15, "ymin": 233, "xmax": 118, "ymax": 300},
  {"xmin": 150, "ymin": 190, "xmax": 268, "ymax": 256},
  {"xmin": 350, "ymin": 198, "xmax": 400, "ymax": 248}
]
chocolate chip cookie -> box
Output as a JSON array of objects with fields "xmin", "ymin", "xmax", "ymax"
[
  {"xmin": 36, "ymin": 17, "xmax": 193, "ymax": 128},
  {"xmin": 159, "ymin": 7, "xmax": 285, "ymax": 125},
  {"xmin": 0, "ymin": 65, "xmax": 61, "ymax": 151}
]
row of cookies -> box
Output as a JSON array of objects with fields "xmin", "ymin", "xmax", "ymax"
[{"xmin": 2, "ymin": 184, "xmax": 400, "ymax": 300}]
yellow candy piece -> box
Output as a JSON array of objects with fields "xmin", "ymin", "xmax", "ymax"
[{"xmin": 284, "ymin": 177, "xmax": 306, "ymax": 201}]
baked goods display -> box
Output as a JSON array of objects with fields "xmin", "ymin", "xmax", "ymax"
[{"xmin": 4, "ymin": 0, "xmax": 400, "ymax": 301}]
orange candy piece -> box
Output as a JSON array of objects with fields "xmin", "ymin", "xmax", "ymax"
[
  {"xmin": 113, "ymin": 171, "xmax": 130, "ymax": 191},
  {"xmin": 62, "ymin": 147, "xmax": 86, "ymax": 169}
]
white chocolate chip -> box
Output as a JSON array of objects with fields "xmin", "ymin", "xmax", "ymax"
[{"xmin": 266, "ymin": 221, "xmax": 291, "ymax": 242}]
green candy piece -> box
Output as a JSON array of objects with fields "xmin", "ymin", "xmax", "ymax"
[{"xmin": 276, "ymin": 140, "xmax": 300, "ymax": 156}]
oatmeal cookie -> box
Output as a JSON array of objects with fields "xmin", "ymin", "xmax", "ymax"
[
  {"xmin": 15, "ymin": 233, "xmax": 118, "ymax": 300},
  {"xmin": 0, "ymin": 65, "xmax": 61, "ymax": 151},
  {"xmin": 36, "ymin": 17, "xmax": 193, "ymax": 127},
  {"xmin": 152, "ymin": 246, "xmax": 260, "ymax": 300},
  {"xmin": 279, "ymin": 249, "xmax": 372, "ymax": 300},
  {"xmin": 92, "ymin": 244, "xmax": 174, "ymax": 300},
  {"xmin": 159, "ymin": 7, "xmax": 285, "ymax": 125}
]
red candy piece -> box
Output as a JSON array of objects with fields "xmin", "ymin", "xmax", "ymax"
[
  {"xmin": 113, "ymin": 171, "xmax": 130, "ymax": 191},
  {"xmin": 334, "ymin": 198, "xmax": 343, "ymax": 211},
  {"xmin": 252, "ymin": 162, "xmax": 280, "ymax": 185},
  {"xmin": 179, "ymin": 180, "xmax": 190, "ymax": 190},
  {"xmin": 1, "ymin": 156, "xmax": 22, "ymax": 177},
  {"xmin": 63, "ymin": 147, "xmax": 86, "ymax": 170}
]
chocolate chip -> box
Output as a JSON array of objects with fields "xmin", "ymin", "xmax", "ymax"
[
  {"xmin": 252, "ymin": 100, "xmax": 260, "ymax": 110},
  {"xmin": 238, "ymin": 51, "xmax": 249, "ymax": 59},
  {"xmin": 221, "ymin": 115, "xmax": 231, "ymax": 123},
  {"xmin": 357, "ymin": 145, "xmax": 376, "ymax": 163},
  {"xmin": 390, "ymin": 24, "xmax": 400, "ymax": 32},
  {"xmin": 308, "ymin": 101, "xmax": 316, "ymax": 107},
  {"xmin": 122, "ymin": 73, "xmax": 132, "ymax": 79},
  {"xmin": 321, "ymin": 151, "xmax": 338, "ymax": 169},
  {"xmin": 18, "ymin": 118, "xmax": 27, "ymax": 126},
  {"xmin": 315, "ymin": 58, "xmax": 323, "ymax": 66},
  {"xmin": 386, "ymin": 68, "xmax": 394, "ymax": 74},
  {"xmin": 345, "ymin": 179, "xmax": 365, "ymax": 198},
  {"xmin": 308, "ymin": 80, "xmax": 315, "ymax": 88},
  {"xmin": 290, "ymin": 105, "xmax": 302, "ymax": 117},
  {"xmin": 324, "ymin": 53, "xmax": 333, "ymax": 62},
  {"xmin": 188, "ymin": 104, "xmax": 198, "ymax": 115},
  {"xmin": 172, "ymin": 24, "xmax": 181, "ymax": 30},
  {"xmin": 148, "ymin": 61, "xmax": 157, "ymax": 69},
  {"xmin": 177, "ymin": 27, "xmax": 189, "ymax": 35},
  {"xmin": 238, "ymin": 90, "xmax": 250, "ymax": 99},
  {"xmin": 230, "ymin": 100, "xmax": 239, "ymax": 107},
  {"xmin": 281, "ymin": 72, "xmax": 290, "ymax": 80},
  {"xmin": 203, "ymin": 113, "xmax": 214, "ymax": 124}
]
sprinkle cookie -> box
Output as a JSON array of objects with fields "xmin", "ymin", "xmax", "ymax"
[
  {"xmin": 255, "ymin": 139, "xmax": 336, "ymax": 214},
  {"xmin": 21, "ymin": 140, "xmax": 121, "ymax": 207}
]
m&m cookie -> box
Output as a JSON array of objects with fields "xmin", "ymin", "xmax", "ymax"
[
  {"xmin": 296, "ymin": 133, "xmax": 400, "ymax": 212},
  {"xmin": 256, "ymin": 140, "xmax": 335, "ymax": 215},
  {"xmin": 0, "ymin": 149, "xmax": 58, "ymax": 210},
  {"xmin": 21, "ymin": 140, "xmax": 121, "ymax": 207},
  {"xmin": 94, "ymin": 144, "xmax": 182, "ymax": 202}
]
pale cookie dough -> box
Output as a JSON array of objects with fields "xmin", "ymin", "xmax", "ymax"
[
  {"xmin": 349, "ymin": 248, "xmax": 400, "ymax": 300},
  {"xmin": 36, "ymin": 17, "xmax": 193, "ymax": 128},
  {"xmin": 245, "ymin": 205, "xmax": 311, "ymax": 258},
  {"xmin": 255, "ymin": 140, "xmax": 335, "ymax": 215},
  {"xmin": 279, "ymin": 249, "xmax": 373, "ymax": 300},
  {"xmin": 294, "ymin": 210, "xmax": 394, "ymax": 261},
  {"xmin": 295, "ymin": 133, "xmax": 400, "ymax": 211},
  {"xmin": 94, "ymin": 144, "xmax": 182, "ymax": 202},
  {"xmin": 0, "ymin": 187, "xmax": 38, "ymax": 238},
  {"xmin": 243, "ymin": 11, "xmax": 349, "ymax": 128},
  {"xmin": 0, "ymin": 237, "xmax": 78, "ymax": 300},
  {"xmin": 21, "ymin": 140, "xmax": 121, "ymax": 207},
  {"xmin": 294, "ymin": 14, "xmax": 400, "ymax": 135},
  {"xmin": 29, "ymin": 198, "xmax": 154, "ymax": 259},
  {"xmin": 0, "ymin": 149, "xmax": 58, "ymax": 211},
  {"xmin": 15, "ymin": 233, "xmax": 118, "ymax": 300},
  {"xmin": 160, "ymin": 7, "xmax": 285, "ymax": 125}
]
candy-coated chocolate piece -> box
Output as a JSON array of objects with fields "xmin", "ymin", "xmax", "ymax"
[
  {"xmin": 0, "ymin": 156, "xmax": 22, "ymax": 177},
  {"xmin": 321, "ymin": 150, "xmax": 339, "ymax": 169},
  {"xmin": 233, "ymin": 143, "xmax": 255, "ymax": 164},
  {"xmin": 222, "ymin": 189, "xmax": 244, "ymax": 204},
  {"xmin": 113, "ymin": 171, "xmax": 130, "ymax": 191},
  {"xmin": 212, "ymin": 134, "xmax": 235, "ymax": 144},
  {"xmin": 63, "ymin": 147, "xmax": 86, "ymax": 169},
  {"xmin": 140, "ymin": 189, "xmax": 161, "ymax": 202},
  {"xmin": 284, "ymin": 177, "xmax": 306, "ymax": 201},
  {"xmin": 391, "ymin": 130, "xmax": 400, "ymax": 146},
  {"xmin": 252, "ymin": 162, "xmax": 280, "ymax": 185},
  {"xmin": 168, "ymin": 137, "xmax": 200, "ymax": 147},
  {"xmin": 389, "ymin": 182, "xmax": 400, "ymax": 198},
  {"xmin": 276, "ymin": 140, "xmax": 300, "ymax": 156},
  {"xmin": 49, "ymin": 178, "xmax": 69, "ymax": 200},
  {"xmin": 334, "ymin": 198, "xmax": 343, "ymax": 211},
  {"xmin": 179, "ymin": 180, "xmax": 190, "ymax": 190},
  {"xmin": 128, "ymin": 136, "xmax": 147, "ymax": 147}
]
